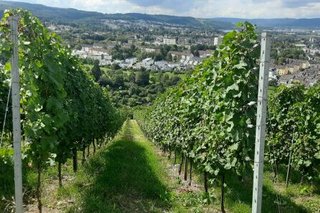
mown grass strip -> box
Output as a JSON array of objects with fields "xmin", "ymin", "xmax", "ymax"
[{"xmin": 67, "ymin": 120, "xmax": 171, "ymax": 213}]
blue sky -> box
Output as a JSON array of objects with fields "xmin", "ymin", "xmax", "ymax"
[{"xmin": 5, "ymin": 0, "xmax": 320, "ymax": 18}]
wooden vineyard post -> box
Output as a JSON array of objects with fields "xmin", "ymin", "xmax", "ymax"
[
  {"xmin": 10, "ymin": 16, "xmax": 24, "ymax": 213},
  {"xmin": 252, "ymin": 32, "xmax": 271, "ymax": 213}
]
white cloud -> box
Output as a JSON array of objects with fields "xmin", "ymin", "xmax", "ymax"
[
  {"xmin": 185, "ymin": 0, "xmax": 320, "ymax": 18},
  {"xmin": 4, "ymin": 0, "xmax": 320, "ymax": 18}
]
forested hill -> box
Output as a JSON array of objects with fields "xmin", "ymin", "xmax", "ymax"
[
  {"xmin": 0, "ymin": 1, "xmax": 232, "ymax": 29},
  {"xmin": 0, "ymin": 1, "xmax": 104, "ymax": 21},
  {"xmin": 1, "ymin": 1, "xmax": 320, "ymax": 29}
]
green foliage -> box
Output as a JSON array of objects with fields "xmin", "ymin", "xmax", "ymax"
[
  {"xmin": 0, "ymin": 70, "xmax": 11, "ymax": 133},
  {"xmin": 98, "ymin": 68, "xmax": 181, "ymax": 107},
  {"xmin": 190, "ymin": 44, "xmax": 215, "ymax": 56},
  {"xmin": 143, "ymin": 22, "xmax": 260, "ymax": 211},
  {"xmin": 111, "ymin": 44, "xmax": 138, "ymax": 60},
  {"xmin": 266, "ymin": 83, "xmax": 320, "ymax": 181},
  {"xmin": 91, "ymin": 60, "xmax": 102, "ymax": 82},
  {"xmin": 273, "ymin": 48, "xmax": 306, "ymax": 65},
  {"xmin": 135, "ymin": 70, "xmax": 150, "ymax": 86}
]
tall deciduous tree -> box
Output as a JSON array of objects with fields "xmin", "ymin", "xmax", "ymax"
[
  {"xmin": 135, "ymin": 70, "xmax": 150, "ymax": 86},
  {"xmin": 91, "ymin": 59, "xmax": 102, "ymax": 82}
]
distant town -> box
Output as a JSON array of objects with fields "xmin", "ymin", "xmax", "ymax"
[
  {"xmin": 45, "ymin": 20, "xmax": 222, "ymax": 72},
  {"xmin": 44, "ymin": 19, "xmax": 320, "ymax": 87}
]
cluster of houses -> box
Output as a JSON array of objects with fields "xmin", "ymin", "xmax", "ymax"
[
  {"xmin": 295, "ymin": 43, "xmax": 320, "ymax": 57},
  {"xmin": 119, "ymin": 53, "xmax": 204, "ymax": 71},
  {"xmin": 71, "ymin": 32, "xmax": 224, "ymax": 71},
  {"xmin": 271, "ymin": 37, "xmax": 320, "ymax": 86},
  {"xmin": 72, "ymin": 45, "xmax": 213, "ymax": 71},
  {"xmin": 271, "ymin": 59, "xmax": 320, "ymax": 86},
  {"xmin": 295, "ymin": 36, "xmax": 320, "ymax": 57},
  {"xmin": 72, "ymin": 45, "xmax": 113, "ymax": 66},
  {"xmin": 276, "ymin": 59, "xmax": 311, "ymax": 76},
  {"xmin": 278, "ymin": 64, "xmax": 320, "ymax": 86},
  {"xmin": 130, "ymin": 55, "xmax": 202, "ymax": 71}
]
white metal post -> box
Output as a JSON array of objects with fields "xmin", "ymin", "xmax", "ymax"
[
  {"xmin": 252, "ymin": 32, "xmax": 271, "ymax": 213},
  {"xmin": 10, "ymin": 16, "xmax": 24, "ymax": 213}
]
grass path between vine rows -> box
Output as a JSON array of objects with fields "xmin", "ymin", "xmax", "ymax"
[
  {"xmin": 59, "ymin": 119, "xmax": 214, "ymax": 213},
  {"xmin": 60, "ymin": 119, "xmax": 168, "ymax": 212}
]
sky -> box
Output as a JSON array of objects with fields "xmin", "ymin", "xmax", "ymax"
[{"xmin": 5, "ymin": 0, "xmax": 320, "ymax": 18}]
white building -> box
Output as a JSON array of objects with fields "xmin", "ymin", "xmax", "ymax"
[
  {"xmin": 72, "ymin": 46, "xmax": 112, "ymax": 65},
  {"xmin": 199, "ymin": 50, "xmax": 212, "ymax": 58},
  {"xmin": 269, "ymin": 69, "xmax": 278, "ymax": 82},
  {"xmin": 142, "ymin": 58, "xmax": 154, "ymax": 67},
  {"xmin": 295, "ymin": 43, "xmax": 307, "ymax": 48},
  {"xmin": 119, "ymin": 58, "xmax": 138, "ymax": 69},
  {"xmin": 214, "ymin": 36, "xmax": 223, "ymax": 46},
  {"xmin": 145, "ymin": 48, "xmax": 156, "ymax": 53},
  {"xmin": 163, "ymin": 38, "xmax": 177, "ymax": 45},
  {"xmin": 125, "ymin": 58, "xmax": 137, "ymax": 65}
]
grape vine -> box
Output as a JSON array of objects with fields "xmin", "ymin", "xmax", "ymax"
[
  {"xmin": 0, "ymin": 9, "xmax": 125, "ymax": 212},
  {"xmin": 142, "ymin": 23, "xmax": 320, "ymax": 212},
  {"xmin": 266, "ymin": 84, "xmax": 320, "ymax": 185},
  {"xmin": 143, "ymin": 22, "xmax": 260, "ymax": 212}
]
